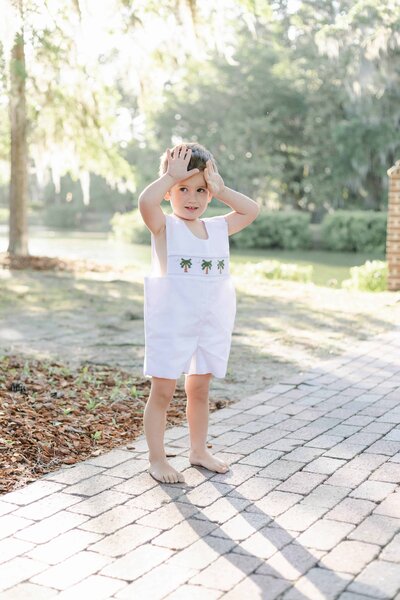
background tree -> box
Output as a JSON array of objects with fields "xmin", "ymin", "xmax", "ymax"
[
  {"xmin": 0, "ymin": 0, "xmax": 136, "ymax": 255},
  {"xmin": 313, "ymin": 0, "xmax": 400, "ymax": 210},
  {"xmin": 1, "ymin": 0, "xmax": 399, "ymax": 245},
  {"xmin": 6, "ymin": 0, "xmax": 28, "ymax": 254},
  {"xmin": 142, "ymin": 0, "xmax": 400, "ymax": 216}
]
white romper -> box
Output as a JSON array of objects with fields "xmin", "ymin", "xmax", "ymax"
[{"xmin": 143, "ymin": 213, "xmax": 236, "ymax": 379}]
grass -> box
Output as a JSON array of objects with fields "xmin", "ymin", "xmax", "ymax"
[{"xmin": 230, "ymin": 248, "xmax": 385, "ymax": 287}]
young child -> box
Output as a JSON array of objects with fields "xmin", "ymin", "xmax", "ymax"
[{"xmin": 138, "ymin": 142, "xmax": 259, "ymax": 484}]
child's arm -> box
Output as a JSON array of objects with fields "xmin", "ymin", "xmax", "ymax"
[
  {"xmin": 138, "ymin": 172, "xmax": 172, "ymax": 235},
  {"xmin": 204, "ymin": 160, "xmax": 259, "ymax": 235},
  {"xmin": 138, "ymin": 145, "xmax": 199, "ymax": 235}
]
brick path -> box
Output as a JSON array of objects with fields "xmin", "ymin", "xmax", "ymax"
[{"xmin": 1, "ymin": 329, "xmax": 400, "ymax": 599}]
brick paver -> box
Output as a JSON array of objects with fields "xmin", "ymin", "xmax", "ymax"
[
  {"xmin": 0, "ymin": 328, "xmax": 399, "ymax": 598},
  {"xmin": 319, "ymin": 540, "xmax": 380, "ymax": 574}
]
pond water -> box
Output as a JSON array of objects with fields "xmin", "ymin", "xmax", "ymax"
[
  {"xmin": 0, "ymin": 225, "xmax": 383, "ymax": 285},
  {"xmin": 0, "ymin": 226, "xmax": 151, "ymax": 271}
]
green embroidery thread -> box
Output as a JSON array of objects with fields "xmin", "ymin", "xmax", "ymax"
[
  {"xmin": 217, "ymin": 259, "xmax": 225, "ymax": 274},
  {"xmin": 201, "ymin": 259, "xmax": 212, "ymax": 274},
  {"xmin": 180, "ymin": 258, "xmax": 192, "ymax": 273}
]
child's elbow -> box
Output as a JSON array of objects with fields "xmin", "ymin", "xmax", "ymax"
[{"xmin": 138, "ymin": 193, "xmax": 148, "ymax": 212}]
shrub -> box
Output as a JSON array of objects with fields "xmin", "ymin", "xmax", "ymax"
[
  {"xmin": 231, "ymin": 211, "xmax": 311, "ymax": 250},
  {"xmin": 110, "ymin": 206, "xmax": 230, "ymax": 245},
  {"xmin": 43, "ymin": 204, "xmax": 82, "ymax": 229},
  {"xmin": 111, "ymin": 210, "xmax": 150, "ymax": 244},
  {"xmin": 110, "ymin": 208, "xmax": 311, "ymax": 250},
  {"xmin": 341, "ymin": 260, "xmax": 388, "ymax": 292},
  {"xmin": 321, "ymin": 211, "xmax": 387, "ymax": 253},
  {"xmin": 233, "ymin": 260, "xmax": 313, "ymax": 283}
]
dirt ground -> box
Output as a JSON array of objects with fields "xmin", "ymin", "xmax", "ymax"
[{"xmin": 1, "ymin": 262, "xmax": 399, "ymax": 403}]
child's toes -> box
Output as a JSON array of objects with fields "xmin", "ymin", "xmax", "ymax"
[{"xmin": 148, "ymin": 461, "xmax": 185, "ymax": 484}]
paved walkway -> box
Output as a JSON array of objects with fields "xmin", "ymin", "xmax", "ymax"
[{"xmin": 1, "ymin": 329, "xmax": 400, "ymax": 600}]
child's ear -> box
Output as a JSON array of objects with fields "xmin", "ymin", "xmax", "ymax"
[{"xmin": 164, "ymin": 191, "xmax": 171, "ymax": 201}]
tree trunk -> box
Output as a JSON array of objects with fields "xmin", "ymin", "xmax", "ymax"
[{"xmin": 8, "ymin": 30, "xmax": 29, "ymax": 256}]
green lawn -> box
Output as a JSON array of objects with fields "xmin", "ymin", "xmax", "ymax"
[{"xmin": 231, "ymin": 248, "xmax": 385, "ymax": 287}]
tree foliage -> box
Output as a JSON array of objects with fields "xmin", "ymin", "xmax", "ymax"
[
  {"xmin": 1, "ymin": 0, "xmax": 399, "ymax": 225},
  {"xmin": 0, "ymin": 0, "xmax": 136, "ymax": 203},
  {"xmin": 143, "ymin": 0, "xmax": 400, "ymax": 216}
]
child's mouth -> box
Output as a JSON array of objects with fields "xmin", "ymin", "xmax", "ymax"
[{"xmin": 185, "ymin": 206, "xmax": 198, "ymax": 211}]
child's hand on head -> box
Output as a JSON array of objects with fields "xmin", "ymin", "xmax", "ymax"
[
  {"xmin": 166, "ymin": 144, "xmax": 199, "ymax": 182},
  {"xmin": 204, "ymin": 159, "xmax": 225, "ymax": 196}
]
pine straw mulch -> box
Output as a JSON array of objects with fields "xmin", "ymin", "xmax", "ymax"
[
  {"xmin": 0, "ymin": 252, "xmax": 113, "ymax": 272},
  {"xmin": 0, "ymin": 356, "xmax": 230, "ymax": 495}
]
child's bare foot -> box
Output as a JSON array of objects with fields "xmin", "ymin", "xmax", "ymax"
[
  {"xmin": 148, "ymin": 459, "xmax": 185, "ymax": 484},
  {"xmin": 189, "ymin": 449, "xmax": 230, "ymax": 473}
]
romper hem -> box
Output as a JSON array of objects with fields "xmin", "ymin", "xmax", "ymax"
[{"xmin": 143, "ymin": 368, "xmax": 226, "ymax": 379}]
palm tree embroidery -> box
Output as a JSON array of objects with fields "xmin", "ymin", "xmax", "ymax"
[
  {"xmin": 217, "ymin": 259, "xmax": 225, "ymax": 274},
  {"xmin": 180, "ymin": 258, "xmax": 192, "ymax": 273},
  {"xmin": 201, "ymin": 259, "xmax": 212, "ymax": 274}
]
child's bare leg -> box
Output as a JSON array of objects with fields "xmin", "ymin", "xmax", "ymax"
[
  {"xmin": 185, "ymin": 373, "xmax": 229, "ymax": 473},
  {"xmin": 143, "ymin": 376, "xmax": 185, "ymax": 483}
]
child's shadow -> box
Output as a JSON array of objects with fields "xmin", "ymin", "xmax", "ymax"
[{"xmin": 154, "ymin": 461, "xmax": 383, "ymax": 600}]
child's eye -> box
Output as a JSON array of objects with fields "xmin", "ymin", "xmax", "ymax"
[
  {"xmin": 197, "ymin": 188, "xmax": 206, "ymax": 193},
  {"xmin": 179, "ymin": 187, "xmax": 187, "ymax": 192}
]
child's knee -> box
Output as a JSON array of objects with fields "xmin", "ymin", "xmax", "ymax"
[
  {"xmin": 185, "ymin": 373, "xmax": 211, "ymax": 398},
  {"xmin": 150, "ymin": 378, "xmax": 176, "ymax": 405}
]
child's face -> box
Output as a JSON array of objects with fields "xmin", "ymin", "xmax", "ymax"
[{"xmin": 165, "ymin": 171, "xmax": 212, "ymax": 220}]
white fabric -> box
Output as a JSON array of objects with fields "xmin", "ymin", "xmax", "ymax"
[{"xmin": 143, "ymin": 214, "xmax": 236, "ymax": 379}]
